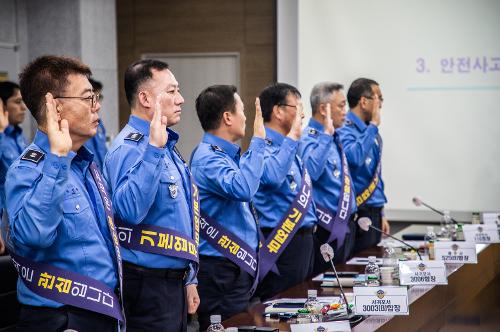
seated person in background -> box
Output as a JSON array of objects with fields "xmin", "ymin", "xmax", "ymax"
[
  {"xmin": 4, "ymin": 55, "xmax": 123, "ymax": 331},
  {"xmin": 253, "ymin": 83, "xmax": 317, "ymax": 301},
  {"xmin": 190, "ymin": 85, "xmax": 266, "ymax": 330},
  {"xmin": 0, "ymin": 81, "xmax": 28, "ymax": 221},
  {"xmin": 299, "ymin": 82, "xmax": 357, "ymax": 276},
  {"xmin": 84, "ymin": 78, "xmax": 108, "ymax": 171}
]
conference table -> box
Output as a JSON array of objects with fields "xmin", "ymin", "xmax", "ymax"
[{"xmin": 223, "ymin": 224, "xmax": 500, "ymax": 331}]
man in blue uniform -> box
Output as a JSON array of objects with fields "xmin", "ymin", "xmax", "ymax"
[
  {"xmin": 190, "ymin": 85, "xmax": 266, "ymax": 329},
  {"xmin": 0, "ymin": 81, "xmax": 28, "ymax": 221},
  {"xmin": 253, "ymin": 83, "xmax": 316, "ymax": 301},
  {"xmin": 4, "ymin": 55, "xmax": 123, "ymax": 331},
  {"xmin": 84, "ymin": 78, "xmax": 107, "ymax": 171},
  {"xmin": 338, "ymin": 78, "xmax": 390, "ymax": 253},
  {"xmin": 104, "ymin": 59, "xmax": 199, "ymax": 332},
  {"xmin": 299, "ymin": 82, "xmax": 357, "ymax": 276}
]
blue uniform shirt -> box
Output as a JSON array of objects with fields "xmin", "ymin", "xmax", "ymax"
[
  {"xmin": 84, "ymin": 119, "xmax": 107, "ymax": 171},
  {"xmin": 299, "ymin": 118, "xmax": 357, "ymax": 215},
  {"xmin": 337, "ymin": 112, "xmax": 387, "ymax": 207},
  {"xmin": 5, "ymin": 130, "xmax": 118, "ymax": 308},
  {"xmin": 191, "ymin": 133, "xmax": 266, "ymax": 257},
  {"xmin": 253, "ymin": 127, "xmax": 317, "ymax": 229},
  {"xmin": 0, "ymin": 125, "xmax": 27, "ymax": 213},
  {"xmin": 104, "ymin": 115, "xmax": 196, "ymax": 282}
]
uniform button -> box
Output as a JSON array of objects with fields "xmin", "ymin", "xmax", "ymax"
[
  {"xmin": 62, "ymin": 165, "xmax": 67, "ymax": 170},
  {"xmin": 154, "ymin": 153, "xmax": 160, "ymax": 158},
  {"xmin": 170, "ymin": 175, "xmax": 174, "ymax": 180},
  {"xmin": 52, "ymin": 162, "xmax": 59, "ymax": 169},
  {"xmin": 76, "ymin": 204, "xmax": 80, "ymax": 211}
]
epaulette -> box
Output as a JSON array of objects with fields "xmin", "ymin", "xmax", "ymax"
[
  {"xmin": 265, "ymin": 138, "xmax": 273, "ymax": 146},
  {"xmin": 308, "ymin": 128, "xmax": 319, "ymax": 137},
  {"xmin": 210, "ymin": 145, "xmax": 223, "ymax": 152},
  {"xmin": 21, "ymin": 149, "xmax": 45, "ymax": 164},
  {"xmin": 124, "ymin": 132, "xmax": 144, "ymax": 142}
]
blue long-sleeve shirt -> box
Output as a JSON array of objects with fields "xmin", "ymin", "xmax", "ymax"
[
  {"xmin": 104, "ymin": 115, "xmax": 196, "ymax": 283},
  {"xmin": 84, "ymin": 119, "xmax": 107, "ymax": 171},
  {"xmin": 191, "ymin": 133, "xmax": 265, "ymax": 257},
  {"xmin": 253, "ymin": 127, "xmax": 317, "ymax": 229},
  {"xmin": 5, "ymin": 130, "xmax": 117, "ymax": 308},
  {"xmin": 299, "ymin": 118, "xmax": 357, "ymax": 215},
  {"xmin": 0, "ymin": 125, "xmax": 27, "ymax": 213},
  {"xmin": 337, "ymin": 112, "xmax": 387, "ymax": 207}
]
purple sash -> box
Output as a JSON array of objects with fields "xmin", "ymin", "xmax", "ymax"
[
  {"xmin": 200, "ymin": 212, "xmax": 258, "ymax": 278},
  {"xmin": 10, "ymin": 252, "xmax": 124, "ymax": 321},
  {"xmin": 316, "ymin": 143, "xmax": 355, "ymax": 248},
  {"xmin": 356, "ymin": 134, "xmax": 383, "ymax": 207},
  {"xmin": 116, "ymin": 221, "xmax": 199, "ymax": 263},
  {"xmin": 258, "ymin": 169, "xmax": 313, "ymax": 282}
]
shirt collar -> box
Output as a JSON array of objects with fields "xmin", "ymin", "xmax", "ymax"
[
  {"xmin": 347, "ymin": 111, "xmax": 367, "ymax": 131},
  {"xmin": 33, "ymin": 130, "xmax": 92, "ymax": 162},
  {"xmin": 202, "ymin": 133, "xmax": 240, "ymax": 160},
  {"xmin": 265, "ymin": 126, "xmax": 285, "ymax": 146},
  {"xmin": 4, "ymin": 125, "xmax": 23, "ymax": 137},
  {"xmin": 308, "ymin": 118, "xmax": 324, "ymax": 132},
  {"xmin": 128, "ymin": 115, "xmax": 180, "ymax": 149}
]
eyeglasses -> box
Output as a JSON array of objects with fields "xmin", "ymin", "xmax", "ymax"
[
  {"xmin": 55, "ymin": 94, "xmax": 100, "ymax": 108},
  {"xmin": 278, "ymin": 104, "xmax": 298, "ymax": 109},
  {"xmin": 364, "ymin": 95, "xmax": 384, "ymax": 103}
]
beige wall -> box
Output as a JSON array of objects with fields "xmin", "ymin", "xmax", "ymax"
[{"xmin": 116, "ymin": 0, "xmax": 276, "ymax": 148}]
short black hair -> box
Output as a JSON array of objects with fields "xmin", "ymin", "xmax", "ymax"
[
  {"xmin": 0, "ymin": 81, "xmax": 20, "ymax": 105},
  {"xmin": 88, "ymin": 78, "xmax": 103, "ymax": 92},
  {"xmin": 259, "ymin": 82, "xmax": 301, "ymax": 122},
  {"xmin": 19, "ymin": 55, "xmax": 91, "ymax": 124},
  {"xmin": 310, "ymin": 82, "xmax": 344, "ymax": 115},
  {"xmin": 195, "ymin": 85, "xmax": 237, "ymax": 132},
  {"xmin": 124, "ymin": 59, "xmax": 169, "ymax": 106},
  {"xmin": 347, "ymin": 78, "xmax": 378, "ymax": 109}
]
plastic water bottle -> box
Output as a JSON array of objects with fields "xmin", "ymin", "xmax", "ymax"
[
  {"xmin": 304, "ymin": 289, "xmax": 322, "ymax": 322},
  {"xmin": 424, "ymin": 226, "xmax": 437, "ymax": 260},
  {"xmin": 364, "ymin": 256, "xmax": 380, "ymax": 286},
  {"xmin": 440, "ymin": 210, "xmax": 453, "ymax": 240},
  {"xmin": 207, "ymin": 315, "xmax": 225, "ymax": 332}
]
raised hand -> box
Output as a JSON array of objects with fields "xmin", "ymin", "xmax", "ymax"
[
  {"xmin": 253, "ymin": 97, "xmax": 265, "ymax": 139},
  {"xmin": 45, "ymin": 93, "xmax": 72, "ymax": 156},
  {"xmin": 0, "ymin": 99, "xmax": 9, "ymax": 133},
  {"xmin": 323, "ymin": 103, "xmax": 335, "ymax": 135},
  {"xmin": 287, "ymin": 101, "xmax": 303, "ymax": 140},
  {"xmin": 149, "ymin": 92, "xmax": 170, "ymax": 148},
  {"xmin": 370, "ymin": 99, "xmax": 381, "ymax": 127}
]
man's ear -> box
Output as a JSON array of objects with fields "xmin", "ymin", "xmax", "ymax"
[
  {"xmin": 222, "ymin": 111, "xmax": 232, "ymax": 126},
  {"xmin": 271, "ymin": 105, "xmax": 281, "ymax": 122},
  {"xmin": 138, "ymin": 91, "xmax": 152, "ymax": 109}
]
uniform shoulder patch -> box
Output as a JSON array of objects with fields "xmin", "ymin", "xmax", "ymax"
[
  {"xmin": 265, "ymin": 138, "xmax": 273, "ymax": 146},
  {"xmin": 124, "ymin": 132, "xmax": 144, "ymax": 142},
  {"xmin": 21, "ymin": 149, "xmax": 45, "ymax": 164},
  {"xmin": 308, "ymin": 128, "xmax": 319, "ymax": 137},
  {"xmin": 210, "ymin": 145, "xmax": 223, "ymax": 152}
]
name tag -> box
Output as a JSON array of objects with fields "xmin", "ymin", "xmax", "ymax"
[
  {"xmin": 482, "ymin": 212, "xmax": 500, "ymax": 225},
  {"xmin": 399, "ymin": 260, "xmax": 447, "ymax": 285},
  {"xmin": 434, "ymin": 241, "xmax": 477, "ymax": 264},
  {"xmin": 353, "ymin": 286, "xmax": 409, "ymax": 316},
  {"xmin": 462, "ymin": 224, "xmax": 500, "ymax": 243},
  {"xmin": 290, "ymin": 321, "xmax": 351, "ymax": 332}
]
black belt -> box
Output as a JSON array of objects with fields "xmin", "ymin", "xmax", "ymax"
[
  {"xmin": 123, "ymin": 262, "xmax": 187, "ymax": 280},
  {"xmin": 261, "ymin": 226, "xmax": 314, "ymax": 236}
]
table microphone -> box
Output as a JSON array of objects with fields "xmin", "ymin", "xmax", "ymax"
[
  {"xmin": 320, "ymin": 243, "xmax": 362, "ymax": 324},
  {"xmin": 357, "ymin": 217, "xmax": 422, "ymax": 260},
  {"xmin": 412, "ymin": 197, "xmax": 458, "ymax": 224}
]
